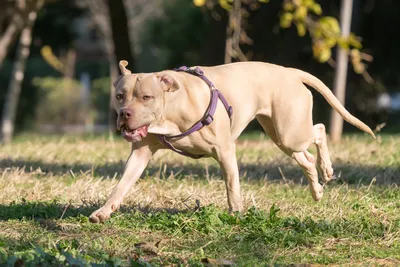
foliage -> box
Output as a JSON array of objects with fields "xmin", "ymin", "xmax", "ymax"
[
  {"xmin": 280, "ymin": 0, "xmax": 369, "ymax": 74},
  {"xmin": 33, "ymin": 77, "xmax": 91, "ymax": 127},
  {"xmin": 32, "ymin": 76, "xmax": 112, "ymax": 128},
  {"xmin": 195, "ymin": 0, "xmax": 372, "ymax": 75},
  {"xmin": 144, "ymin": 0, "xmax": 210, "ymax": 69},
  {"xmin": 1, "ymin": 199, "xmax": 399, "ymax": 265},
  {"xmin": 91, "ymin": 77, "xmax": 112, "ymax": 124},
  {"xmin": 40, "ymin": 45, "xmax": 65, "ymax": 74}
]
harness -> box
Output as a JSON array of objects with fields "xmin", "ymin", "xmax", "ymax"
[{"xmin": 157, "ymin": 66, "xmax": 233, "ymax": 159}]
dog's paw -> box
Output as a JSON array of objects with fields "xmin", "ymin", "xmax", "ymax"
[
  {"xmin": 310, "ymin": 183, "xmax": 324, "ymax": 201},
  {"xmin": 318, "ymin": 164, "xmax": 335, "ymax": 183},
  {"xmin": 89, "ymin": 208, "xmax": 111, "ymax": 223}
]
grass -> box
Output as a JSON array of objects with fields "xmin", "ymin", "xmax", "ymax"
[{"xmin": 0, "ymin": 132, "xmax": 399, "ymax": 266}]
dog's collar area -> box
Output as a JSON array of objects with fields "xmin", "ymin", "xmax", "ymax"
[{"xmin": 156, "ymin": 66, "xmax": 233, "ymax": 159}]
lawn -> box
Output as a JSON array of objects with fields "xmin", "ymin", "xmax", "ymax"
[{"xmin": 0, "ymin": 133, "xmax": 399, "ymax": 266}]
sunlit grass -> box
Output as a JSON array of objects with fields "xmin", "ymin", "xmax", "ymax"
[{"xmin": 0, "ymin": 132, "xmax": 399, "ymax": 265}]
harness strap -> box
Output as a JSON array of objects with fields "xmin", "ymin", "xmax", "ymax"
[{"xmin": 157, "ymin": 66, "xmax": 233, "ymax": 159}]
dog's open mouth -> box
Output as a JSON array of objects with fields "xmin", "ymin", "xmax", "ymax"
[{"xmin": 121, "ymin": 125, "xmax": 149, "ymax": 142}]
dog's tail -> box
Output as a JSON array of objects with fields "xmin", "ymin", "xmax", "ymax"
[{"xmin": 290, "ymin": 68, "xmax": 375, "ymax": 139}]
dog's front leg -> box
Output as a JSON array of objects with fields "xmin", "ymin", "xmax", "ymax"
[
  {"xmin": 89, "ymin": 144, "xmax": 154, "ymax": 223},
  {"xmin": 215, "ymin": 142, "xmax": 243, "ymax": 213}
]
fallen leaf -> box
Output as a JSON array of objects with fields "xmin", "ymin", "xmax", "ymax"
[
  {"xmin": 201, "ymin": 257, "xmax": 235, "ymax": 266},
  {"xmin": 134, "ymin": 242, "xmax": 159, "ymax": 255}
]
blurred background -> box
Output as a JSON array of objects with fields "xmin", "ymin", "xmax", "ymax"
[{"xmin": 0, "ymin": 0, "xmax": 399, "ymax": 144}]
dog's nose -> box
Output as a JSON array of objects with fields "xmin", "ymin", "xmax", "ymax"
[{"xmin": 120, "ymin": 108, "xmax": 132, "ymax": 120}]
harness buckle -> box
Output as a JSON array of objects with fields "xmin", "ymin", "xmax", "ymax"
[
  {"xmin": 174, "ymin": 66, "xmax": 188, "ymax": 72},
  {"xmin": 193, "ymin": 67, "xmax": 204, "ymax": 76},
  {"xmin": 202, "ymin": 114, "xmax": 214, "ymax": 126}
]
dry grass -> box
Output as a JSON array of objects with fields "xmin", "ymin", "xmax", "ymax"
[
  {"xmin": 0, "ymin": 133, "xmax": 398, "ymax": 211},
  {"xmin": 0, "ymin": 132, "xmax": 399, "ymax": 265}
]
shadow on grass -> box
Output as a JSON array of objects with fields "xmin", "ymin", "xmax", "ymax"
[
  {"xmin": 0, "ymin": 199, "xmax": 195, "ymax": 222},
  {"xmin": 1, "ymin": 157, "xmax": 399, "ymax": 185},
  {"xmin": 0, "ymin": 200, "xmax": 97, "ymax": 221}
]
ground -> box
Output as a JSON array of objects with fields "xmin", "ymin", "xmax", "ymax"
[{"xmin": 0, "ymin": 132, "xmax": 399, "ymax": 266}]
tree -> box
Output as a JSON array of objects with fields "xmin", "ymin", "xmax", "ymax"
[
  {"xmin": 77, "ymin": 0, "xmax": 120, "ymax": 138},
  {"xmin": 0, "ymin": 0, "xmax": 44, "ymax": 67},
  {"xmin": 108, "ymin": 0, "xmax": 135, "ymax": 67},
  {"xmin": 0, "ymin": 0, "xmax": 44, "ymax": 144},
  {"xmin": 195, "ymin": 0, "xmax": 374, "ymax": 140},
  {"xmin": 77, "ymin": 0, "xmax": 136, "ymax": 138},
  {"xmin": 329, "ymin": 0, "xmax": 352, "ymax": 142},
  {"xmin": 122, "ymin": 0, "xmax": 163, "ymax": 65}
]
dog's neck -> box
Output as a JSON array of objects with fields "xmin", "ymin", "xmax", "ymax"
[{"xmin": 148, "ymin": 72, "xmax": 211, "ymax": 137}]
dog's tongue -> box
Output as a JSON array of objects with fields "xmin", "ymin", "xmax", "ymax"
[
  {"xmin": 122, "ymin": 125, "xmax": 148, "ymax": 142},
  {"xmin": 136, "ymin": 125, "xmax": 148, "ymax": 137}
]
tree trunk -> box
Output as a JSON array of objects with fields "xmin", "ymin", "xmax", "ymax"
[
  {"xmin": 0, "ymin": 14, "xmax": 25, "ymax": 66},
  {"xmin": 107, "ymin": 49, "xmax": 119, "ymax": 141},
  {"xmin": 107, "ymin": 0, "xmax": 135, "ymax": 68},
  {"xmin": 83, "ymin": 0, "xmax": 119, "ymax": 139},
  {"xmin": 0, "ymin": 10, "xmax": 37, "ymax": 144},
  {"xmin": 329, "ymin": 0, "xmax": 353, "ymax": 142},
  {"xmin": 224, "ymin": 0, "xmax": 246, "ymax": 64},
  {"xmin": 0, "ymin": 0, "xmax": 44, "ymax": 67},
  {"xmin": 200, "ymin": 6, "xmax": 228, "ymax": 66},
  {"xmin": 106, "ymin": 0, "xmax": 135, "ymax": 140}
]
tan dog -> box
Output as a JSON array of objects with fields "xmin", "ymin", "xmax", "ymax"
[{"xmin": 88, "ymin": 60, "xmax": 375, "ymax": 223}]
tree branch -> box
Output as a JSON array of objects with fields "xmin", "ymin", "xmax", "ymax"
[{"xmin": 0, "ymin": 0, "xmax": 44, "ymax": 66}]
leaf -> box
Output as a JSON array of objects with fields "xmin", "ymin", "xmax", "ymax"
[
  {"xmin": 319, "ymin": 48, "xmax": 331, "ymax": 63},
  {"xmin": 350, "ymin": 49, "xmax": 361, "ymax": 59},
  {"xmin": 218, "ymin": 0, "xmax": 232, "ymax": 10},
  {"xmin": 337, "ymin": 37, "xmax": 350, "ymax": 50},
  {"xmin": 325, "ymin": 36, "xmax": 337, "ymax": 48},
  {"xmin": 201, "ymin": 257, "xmax": 235, "ymax": 266},
  {"xmin": 353, "ymin": 62, "xmax": 365, "ymax": 74},
  {"xmin": 296, "ymin": 23, "xmax": 307, "ymax": 37},
  {"xmin": 269, "ymin": 203, "xmax": 280, "ymax": 222},
  {"xmin": 318, "ymin": 16, "xmax": 341, "ymax": 35},
  {"xmin": 193, "ymin": 0, "xmax": 206, "ymax": 7},
  {"xmin": 348, "ymin": 33, "xmax": 363, "ymax": 49},
  {"xmin": 313, "ymin": 44, "xmax": 331, "ymax": 63},
  {"xmin": 294, "ymin": 6, "xmax": 308, "ymax": 21},
  {"xmin": 283, "ymin": 2, "xmax": 295, "ymax": 11},
  {"xmin": 311, "ymin": 3, "xmax": 322, "ymax": 15},
  {"xmin": 134, "ymin": 242, "xmax": 159, "ymax": 255},
  {"xmin": 280, "ymin": 12, "xmax": 293, "ymax": 28},
  {"xmin": 351, "ymin": 49, "xmax": 365, "ymax": 74}
]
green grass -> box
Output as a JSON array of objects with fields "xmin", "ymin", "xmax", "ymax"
[{"xmin": 0, "ymin": 133, "xmax": 399, "ymax": 266}]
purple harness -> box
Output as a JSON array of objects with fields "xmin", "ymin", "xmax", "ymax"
[{"xmin": 157, "ymin": 66, "xmax": 233, "ymax": 159}]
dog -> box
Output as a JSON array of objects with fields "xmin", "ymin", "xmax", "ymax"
[{"xmin": 88, "ymin": 60, "xmax": 375, "ymax": 223}]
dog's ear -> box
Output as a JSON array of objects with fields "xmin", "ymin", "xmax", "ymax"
[
  {"xmin": 119, "ymin": 60, "xmax": 131, "ymax": 75},
  {"xmin": 159, "ymin": 74, "xmax": 179, "ymax": 92}
]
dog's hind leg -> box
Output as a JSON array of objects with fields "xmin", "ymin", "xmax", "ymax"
[
  {"xmin": 313, "ymin": 123, "xmax": 335, "ymax": 183},
  {"xmin": 292, "ymin": 151, "xmax": 324, "ymax": 201},
  {"xmin": 256, "ymin": 115, "xmax": 323, "ymax": 201}
]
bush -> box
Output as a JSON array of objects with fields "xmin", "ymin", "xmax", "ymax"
[
  {"xmin": 91, "ymin": 77, "xmax": 112, "ymax": 124},
  {"xmin": 33, "ymin": 77, "xmax": 92, "ymax": 129}
]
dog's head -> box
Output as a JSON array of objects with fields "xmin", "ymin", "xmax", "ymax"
[{"xmin": 112, "ymin": 60, "xmax": 180, "ymax": 142}]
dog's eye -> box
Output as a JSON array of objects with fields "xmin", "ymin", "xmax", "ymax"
[
  {"xmin": 142, "ymin": 95, "xmax": 151, "ymax": 101},
  {"xmin": 116, "ymin": 93, "xmax": 124, "ymax": 100}
]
